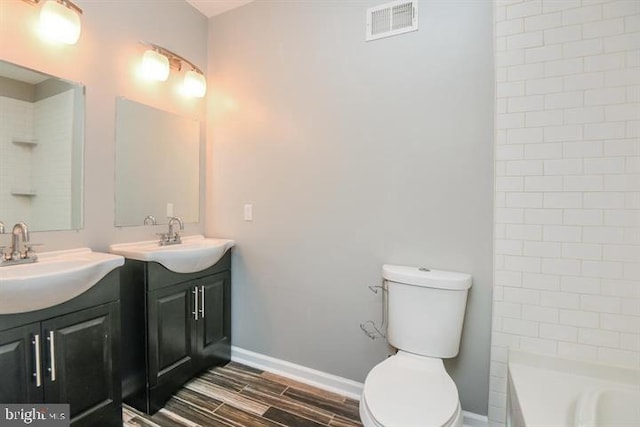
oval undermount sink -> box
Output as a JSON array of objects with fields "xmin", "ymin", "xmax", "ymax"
[
  {"xmin": 109, "ymin": 235, "xmax": 234, "ymax": 274},
  {"xmin": 0, "ymin": 248, "xmax": 124, "ymax": 314}
]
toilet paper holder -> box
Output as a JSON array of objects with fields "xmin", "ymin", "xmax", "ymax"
[{"xmin": 360, "ymin": 282, "xmax": 388, "ymax": 340}]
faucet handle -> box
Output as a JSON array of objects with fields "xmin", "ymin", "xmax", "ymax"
[{"xmin": 23, "ymin": 243, "xmax": 41, "ymax": 259}]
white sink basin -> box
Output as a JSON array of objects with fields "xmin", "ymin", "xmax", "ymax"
[
  {"xmin": 109, "ymin": 235, "xmax": 234, "ymax": 274},
  {"xmin": 0, "ymin": 248, "xmax": 124, "ymax": 314}
]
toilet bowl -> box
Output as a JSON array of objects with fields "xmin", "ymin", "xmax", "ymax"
[
  {"xmin": 359, "ymin": 265, "xmax": 472, "ymax": 427},
  {"xmin": 360, "ymin": 352, "xmax": 462, "ymax": 427}
]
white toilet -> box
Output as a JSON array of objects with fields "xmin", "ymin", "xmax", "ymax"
[{"xmin": 360, "ymin": 264, "xmax": 472, "ymax": 427}]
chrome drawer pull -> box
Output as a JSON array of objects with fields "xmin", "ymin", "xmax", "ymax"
[
  {"xmin": 47, "ymin": 331, "xmax": 56, "ymax": 382},
  {"xmin": 200, "ymin": 286, "xmax": 205, "ymax": 318},
  {"xmin": 192, "ymin": 287, "xmax": 199, "ymax": 320},
  {"xmin": 33, "ymin": 334, "xmax": 42, "ymax": 387}
]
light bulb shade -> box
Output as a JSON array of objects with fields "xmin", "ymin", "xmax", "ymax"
[
  {"xmin": 40, "ymin": 0, "xmax": 81, "ymax": 45},
  {"xmin": 141, "ymin": 49, "xmax": 170, "ymax": 82},
  {"xmin": 183, "ymin": 70, "xmax": 207, "ymax": 98}
]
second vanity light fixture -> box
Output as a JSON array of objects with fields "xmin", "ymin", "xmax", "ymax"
[
  {"xmin": 22, "ymin": 0, "xmax": 82, "ymax": 45},
  {"xmin": 140, "ymin": 43, "xmax": 207, "ymax": 98}
]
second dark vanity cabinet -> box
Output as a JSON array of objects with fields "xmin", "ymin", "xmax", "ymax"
[
  {"xmin": 195, "ymin": 274, "xmax": 231, "ymax": 367},
  {"xmin": 121, "ymin": 251, "xmax": 231, "ymax": 414}
]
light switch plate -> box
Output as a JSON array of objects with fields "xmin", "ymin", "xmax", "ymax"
[{"xmin": 244, "ymin": 204, "xmax": 253, "ymax": 221}]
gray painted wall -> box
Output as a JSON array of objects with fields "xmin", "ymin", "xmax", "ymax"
[
  {"xmin": 0, "ymin": 0, "xmax": 207, "ymax": 251},
  {"xmin": 206, "ymin": 0, "xmax": 494, "ymax": 415}
]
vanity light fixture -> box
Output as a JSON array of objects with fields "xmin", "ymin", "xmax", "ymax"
[
  {"xmin": 182, "ymin": 69, "xmax": 207, "ymax": 98},
  {"xmin": 141, "ymin": 49, "xmax": 170, "ymax": 82},
  {"xmin": 22, "ymin": 0, "xmax": 83, "ymax": 45},
  {"xmin": 140, "ymin": 42, "xmax": 207, "ymax": 98}
]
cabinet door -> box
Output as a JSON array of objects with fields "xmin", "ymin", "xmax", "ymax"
[
  {"xmin": 42, "ymin": 303, "xmax": 121, "ymax": 426},
  {"xmin": 147, "ymin": 281, "xmax": 196, "ymax": 388},
  {"xmin": 195, "ymin": 271, "xmax": 231, "ymax": 369},
  {"xmin": 0, "ymin": 323, "xmax": 43, "ymax": 403}
]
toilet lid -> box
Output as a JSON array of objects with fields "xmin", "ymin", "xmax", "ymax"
[{"xmin": 363, "ymin": 353, "xmax": 459, "ymax": 427}]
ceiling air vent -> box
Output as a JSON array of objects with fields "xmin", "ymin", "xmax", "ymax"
[{"xmin": 366, "ymin": 0, "xmax": 418, "ymax": 42}]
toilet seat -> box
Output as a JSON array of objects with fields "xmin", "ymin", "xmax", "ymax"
[{"xmin": 361, "ymin": 352, "xmax": 461, "ymax": 427}]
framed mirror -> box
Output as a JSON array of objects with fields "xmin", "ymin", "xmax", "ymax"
[
  {"xmin": 0, "ymin": 60, "xmax": 84, "ymax": 232},
  {"xmin": 114, "ymin": 98, "xmax": 200, "ymax": 227}
]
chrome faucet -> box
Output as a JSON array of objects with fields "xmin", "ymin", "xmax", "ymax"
[
  {"xmin": 11, "ymin": 222, "xmax": 30, "ymax": 259},
  {"xmin": 167, "ymin": 216, "xmax": 184, "ymax": 243},
  {"xmin": 1, "ymin": 222, "xmax": 38, "ymax": 266},
  {"xmin": 158, "ymin": 216, "xmax": 184, "ymax": 246}
]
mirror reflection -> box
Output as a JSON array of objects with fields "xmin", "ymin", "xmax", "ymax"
[
  {"xmin": 0, "ymin": 60, "xmax": 84, "ymax": 232},
  {"xmin": 114, "ymin": 98, "xmax": 200, "ymax": 227}
]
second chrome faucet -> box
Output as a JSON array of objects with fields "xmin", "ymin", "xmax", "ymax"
[{"xmin": 158, "ymin": 216, "xmax": 184, "ymax": 246}]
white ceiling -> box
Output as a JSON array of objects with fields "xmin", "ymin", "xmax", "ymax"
[{"xmin": 185, "ymin": 0, "xmax": 255, "ymax": 18}]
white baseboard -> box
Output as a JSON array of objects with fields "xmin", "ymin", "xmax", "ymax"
[
  {"xmin": 231, "ymin": 346, "xmax": 488, "ymax": 427},
  {"xmin": 231, "ymin": 346, "xmax": 364, "ymax": 400}
]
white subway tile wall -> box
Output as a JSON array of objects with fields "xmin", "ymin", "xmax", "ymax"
[
  {"xmin": 0, "ymin": 97, "xmax": 35, "ymax": 226},
  {"xmin": 491, "ymin": 0, "xmax": 639, "ymax": 425},
  {"xmin": 0, "ymin": 92, "xmax": 74, "ymax": 231},
  {"xmin": 31, "ymin": 91, "xmax": 74, "ymax": 230}
]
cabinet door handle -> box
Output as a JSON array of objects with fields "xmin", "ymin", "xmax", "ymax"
[
  {"xmin": 200, "ymin": 285, "xmax": 205, "ymax": 318},
  {"xmin": 192, "ymin": 287, "xmax": 199, "ymax": 320},
  {"xmin": 33, "ymin": 334, "xmax": 42, "ymax": 387},
  {"xmin": 47, "ymin": 331, "xmax": 56, "ymax": 382}
]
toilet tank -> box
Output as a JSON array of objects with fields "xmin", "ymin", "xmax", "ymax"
[{"xmin": 383, "ymin": 265, "xmax": 472, "ymax": 358}]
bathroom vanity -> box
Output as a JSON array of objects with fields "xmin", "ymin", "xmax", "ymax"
[
  {"xmin": 0, "ymin": 270, "xmax": 123, "ymax": 427},
  {"xmin": 119, "ymin": 249, "xmax": 232, "ymax": 414}
]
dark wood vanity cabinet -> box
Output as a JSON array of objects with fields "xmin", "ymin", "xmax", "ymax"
[
  {"xmin": 147, "ymin": 281, "xmax": 197, "ymax": 392},
  {"xmin": 0, "ymin": 271, "xmax": 122, "ymax": 427},
  {"xmin": 121, "ymin": 251, "xmax": 231, "ymax": 414},
  {"xmin": 42, "ymin": 303, "xmax": 119, "ymax": 424},
  {"xmin": 0, "ymin": 323, "xmax": 42, "ymax": 404},
  {"xmin": 195, "ymin": 274, "xmax": 231, "ymax": 367}
]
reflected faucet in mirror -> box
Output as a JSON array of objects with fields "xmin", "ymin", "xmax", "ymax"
[
  {"xmin": 144, "ymin": 215, "xmax": 157, "ymax": 225},
  {"xmin": 157, "ymin": 216, "xmax": 184, "ymax": 246},
  {"xmin": 1, "ymin": 222, "xmax": 38, "ymax": 266}
]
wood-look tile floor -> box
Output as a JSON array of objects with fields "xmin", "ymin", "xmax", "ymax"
[{"xmin": 122, "ymin": 362, "xmax": 363, "ymax": 427}]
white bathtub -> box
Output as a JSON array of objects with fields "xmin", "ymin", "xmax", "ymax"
[
  {"xmin": 574, "ymin": 387, "xmax": 640, "ymax": 427},
  {"xmin": 507, "ymin": 350, "xmax": 640, "ymax": 427}
]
